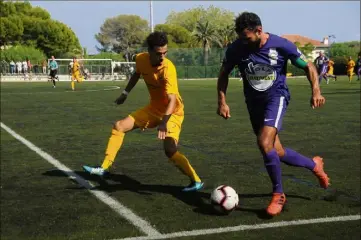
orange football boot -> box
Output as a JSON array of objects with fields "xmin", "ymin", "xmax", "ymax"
[
  {"xmin": 266, "ymin": 193, "xmax": 286, "ymax": 216},
  {"xmin": 312, "ymin": 156, "xmax": 330, "ymax": 189}
]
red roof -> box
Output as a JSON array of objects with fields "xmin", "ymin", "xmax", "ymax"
[{"xmin": 281, "ymin": 34, "xmax": 328, "ymax": 47}]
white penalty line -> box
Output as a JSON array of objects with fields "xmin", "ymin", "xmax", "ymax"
[
  {"xmin": 116, "ymin": 214, "xmax": 361, "ymax": 240},
  {"xmin": 0, "ymin": 122, "xmax": 161, "ymax": 237}
]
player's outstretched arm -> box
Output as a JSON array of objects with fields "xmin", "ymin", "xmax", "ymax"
[
  {"xmin": 292, "ymin": 58, "xmax": 325, "ymax": 109},
  {"xmin": 304, "ymin": 62, "xmax": 325, "ymax": 109},
  {"xmin": 114, "ymin": 72, "xmax": 140, "ymax": 105},
  {"xmin": 217, "ymin": 64, "xmax": 231, "ymax": 119}
]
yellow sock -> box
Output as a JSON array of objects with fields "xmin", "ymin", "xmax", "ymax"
[
  {"xmin": 170, "ymin": 151, "xmax": 201, "ymax": 182},
  {"xmin": 71, "ymin": 81, "xmax": 75, "ymax": 90},
  {"xmin": 101, "ymin": 129, "xmax": 125, "ymax": 170}
]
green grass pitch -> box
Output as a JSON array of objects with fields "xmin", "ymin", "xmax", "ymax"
[{"xmin": 1, "ymin": 77, "xmax": 360, "ymax": 240}]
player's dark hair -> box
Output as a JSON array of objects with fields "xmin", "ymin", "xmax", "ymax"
[
  {"xmin": 146, "ymin": 31, "xmax": 168, "ymax": 50},
  {"xmin": 235, "ymin": 12, "xmax": 262, "ymax": 34}
]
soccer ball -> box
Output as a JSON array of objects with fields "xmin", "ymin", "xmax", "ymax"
[{"xmin": 210, "ymin": 185, "xmax": 239, "ymax": 214}]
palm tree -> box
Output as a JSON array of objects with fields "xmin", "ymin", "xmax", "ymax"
[
  {"xmin": 218, "ymin": 24, "xmax": 236, "ymax": 48},
  {"xmin": 192, "ymin": 20, "xmax": 222, "ymax": 65}
]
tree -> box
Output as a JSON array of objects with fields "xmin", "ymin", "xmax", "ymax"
[
  {"xmin": 1, "ymin": 45, "xmax": 46, "ymax": 63},
  {"xmin": 192, "ymin": 20, "xmax": 222, "ymax": 65},
  {"xmin": 154, "ymin": 24, "xmax": 192, "ymax": 48},
  {"xmin": 0, "ymin": 1, "xmax": 81, "ymax": 57},
  {"xmin": 0, "ymin": 0, "xmax": 16, "ymax": 17},
  {"xmin": 218, "ymin": 24, "xmax": 237, "ymax": 47},
  {"xmin": 330, "ymin": 41, "xmax": 360, "ymax": 59},
  {"xmin": 301, "ymin": 43, "xmax": 315, "ymax": 57},
  {"xmin": 165, "ymin": 5, "xmax": 235, "ymax": 48},
  {"xmin": 166, "ymin": 5, "xmax": 235, "ymax": 33},
  {"xmin": 0, "ymin": 15, "xmax": 24, "ymax": 45},
  {"xmin": 293, "ymin": 41, "xmax": 314, "ymax": 58},
  {"xmin": 95, "ymin": 15, "xmax": 149, "ymax": 61}
]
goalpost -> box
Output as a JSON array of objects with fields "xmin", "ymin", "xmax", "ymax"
[{"xmin": 47, "ymin": 59, "xmax": 136, "ymax": 81}]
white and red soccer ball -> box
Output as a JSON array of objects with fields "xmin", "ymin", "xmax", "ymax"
[{"xmin": 210, "ymin": 185, "xmax": 239, "ymax": 214}]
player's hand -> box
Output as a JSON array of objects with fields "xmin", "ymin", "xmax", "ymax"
[
  {"xmin": 217, "ymin": 103, "xmax": 231, "ymax": 119},
  {"xmin": 114, "ymin": 94, "xmax": 127, "ymax": 105},
  {"xmin": 311, "ymin": 91, "xmax": 326, "ymax": 109},
  {"xmin": 157, "ymin": 123, "xmax": 167, "ymax": 140}
]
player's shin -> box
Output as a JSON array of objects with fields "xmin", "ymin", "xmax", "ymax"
[
  {"xmin": 263, "ymin": 149, "xmax": 283, "ymax": 193},
  {"xmin": 71, "ymin": 81, "xmax": 75, "ymax": 90},
  {"xmin": 101, "ymin": 129, "xmax": 125, "ymax": 170},
  {"xmin": 169, "ymin": 151, "xmax": 201, "ymax": 183},
  {"xmin": 280, "ymin": 148, "xmax": 315, "ymax": 170}
]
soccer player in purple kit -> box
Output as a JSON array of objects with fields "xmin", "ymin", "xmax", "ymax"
[
  {"xmin": 314, "ymin": 52, "xmax": 330, "ymax": 84},
  {"xmin": 217, "ymin": 12, "xmax": 330, "ymax": 216}
]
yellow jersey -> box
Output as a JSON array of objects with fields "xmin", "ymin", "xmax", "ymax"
[
  {"xmin": 135, "ymin": 52, "xmax": 184, "ymax": 116},
  {"xmin": 328, "ymin": 60, "xmax": 334, "ymax": 69},
  {"xmin": 72, "ymin": 61, "xmax": 81, "ymax": 75},
  {"xmin": 347, "ymin": 60, "xmax": 355, "ymax": 70}
]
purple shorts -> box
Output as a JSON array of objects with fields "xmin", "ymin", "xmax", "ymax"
[
  {"xmin": 318, "ymin": 65, "xmax": 328, "ymax": 75},
  {"xmin": 246, "ymin": 96, "xmax": 288, "ymax": 135}
]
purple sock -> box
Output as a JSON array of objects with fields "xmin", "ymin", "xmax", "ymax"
[
  {"xmin": 280, "ymin": 148, "xmax": 316, "ymax": 170},
  {"xmin": 263, "ymin": 149, "xmax": 283, "ymax": 193}
]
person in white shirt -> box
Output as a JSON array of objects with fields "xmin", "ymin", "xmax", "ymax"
[
  {"xmin": 22, "ymin": 60, "xmax": 28, "ymax": 74},
  {"xmin": 16, "ymin": 61, "xmax": 22, "ymax": 74}
]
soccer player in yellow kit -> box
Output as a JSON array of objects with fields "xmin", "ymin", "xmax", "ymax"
[
  {"xmin": 325, "ymin": 59, "xmax": 337, "ymax": 82},
  {"xmin": 71, "ymin": 57, "xmax": 84, "ymax": 91},
  {"xmin": 346, "ymin": 56, "xmax": 355, "ymax": 83},
  {"xmin": 83, "ymin": 32, "xmax": 204, "ymax": 192}
]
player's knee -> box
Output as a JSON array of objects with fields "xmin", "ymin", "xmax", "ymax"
[
  {"xmin": 113, "ymin": 120, "xmax": 126, "ymax": 133},
  {"xmin": 257, "ymin": 137, "xmax": 273, "ymax": 153},
  {"xmin": 164, "ymin": 138, "xmax": 177, "ymax": 158},
  {"xmin": 276, "ymin": 147, "xmax": 285, "ymax": 157},
  {"xmin": 164, "ymin": 148, "xmax": 177, "ymax": 158}
]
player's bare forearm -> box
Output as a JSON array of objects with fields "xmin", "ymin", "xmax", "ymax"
[
  {"xmin": 124, "ymin": 73, "xmax": 141, "ymax": 93},
  {"xmin": 217, "ymin": 66, "xmax": 229, "ymax": 106},
  {"xmin": 217, "ymin": 66, "xmax": 232, "ymax": 119},
  {"xmin": 304, "ymin": 61, "xmax": 326, "ymax": 108},
  {"xmin": 158, "ymin": 94, "xmax": 176, "ymax": 138},
  {"xmin": 164, "ymin": 94, "xmax": 176, "ymax": 116},
  {"xmin": 305, "ymin": 62, "xmax": 321, "ymax": 94}
]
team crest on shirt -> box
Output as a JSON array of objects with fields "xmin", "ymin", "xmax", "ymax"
[{"xmin": 244, "ymin": 62, "xmax": 277, "ymax": 91}]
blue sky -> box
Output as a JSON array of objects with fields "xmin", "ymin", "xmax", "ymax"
[{"xmin": 31, "ymin": 1, "xmax": 360, "ymax": 54}]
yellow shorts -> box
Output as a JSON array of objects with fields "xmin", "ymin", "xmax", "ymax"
[
  {"xmin": 327, "ymin": 69, "xmax": 333, "ymax": 75},
  {"xmin": 347, "ymin": 70, "xmax": 354, "ymax": 76},
  {"xmin": 129, "ymin": 105, "xmax": 184, "ymax": 141},
  {"xmin": 72, "ymin": 74, "xmax": 83, "ymax": 82}
]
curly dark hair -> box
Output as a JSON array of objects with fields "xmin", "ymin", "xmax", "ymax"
[
  {"xmin": 235, "ymin": 12, "xmax": 262, "ymax": 34},
  {"xmin": 146, "ymin": 31, "xmax": 168, "ymax": 50}
]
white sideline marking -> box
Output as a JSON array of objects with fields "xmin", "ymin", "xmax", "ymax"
[
  {"xmin": 1, "ymin": 86, "xmax": 121, "ymax": 95},
  {"xmin": 0, "ymin": 122, "xmax": 161, "ymax": 237},
  {"xmin": 115, "ymin": 215, "xmax": 360, "ymax": 240}
]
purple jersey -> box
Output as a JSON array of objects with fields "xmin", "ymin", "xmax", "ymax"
[
  {"xmin": 223, "ymin": 33, "xmax": 304, "ymax": 101},
  {"xmin": 315, "ymin": 55, "xmax": 329, "ymax": 68}
]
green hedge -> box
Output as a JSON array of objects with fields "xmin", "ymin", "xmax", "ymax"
[
  {"xmin": 287, "ymin": 63, "xmax": 305, "ymax": 76},
  {"xmin": 332, "ymin": 56, "xmax": 348, "ymax": 75}
]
